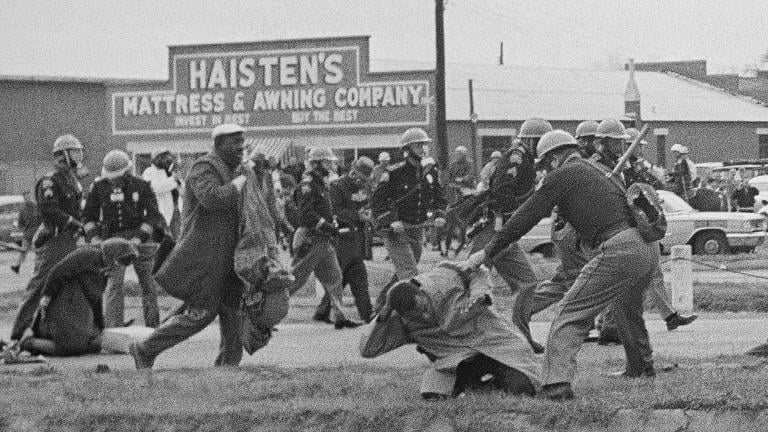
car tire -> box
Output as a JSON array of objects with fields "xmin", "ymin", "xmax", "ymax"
[{"xmin": 693, "ymin": 231, "xmax": 730, "ymax": 255}]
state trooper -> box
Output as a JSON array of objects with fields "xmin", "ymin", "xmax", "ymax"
[
  {"xmin": 83, "ymin": 150, "xmax": 165, "ymax": 328},
  {"xmin": 371, "ymin": 128, "xmax": 446, "ymax": 308},
  {"xmin": 527, "ymin": 124, "xmax": 696, "ymax": 344},
  {"xmin": 592, "ymin": 121, "xmax": 696, "ymax": 341},
  {"xmin": 291, "ymin": 146, "xmax": 360, "ymax": 329},
  {"xmin": 313, "ymin": 157, "xmax": 376, "ymax": 324},
  {"xmin": 464, "ymin": 129, "xmax": 659, "ymax": 400},
  {"xmin": 9, "ymin": 134, "xmax": 88, "ymax": 342},
  {"xmin": 574, "ymin": 120, "xmax": 599, "ymax": 157},
  {"xmin": 470, "ymin": 117, "xmax": 553, "ymax": 353}
]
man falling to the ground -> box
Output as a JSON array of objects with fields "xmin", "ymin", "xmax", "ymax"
[{"xmin": 359, "ymin": 263, "xmax": 539, "ymax": 399}]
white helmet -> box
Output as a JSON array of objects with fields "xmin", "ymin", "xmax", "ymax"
[
  {"xmin": 670, "ymin": 143, "xmax": 684, "ymax": 153},
  {"xmin": 455, "ymin": 145, "xmax": 468, "ymax": 154},
  {"xmin": 490, "ymin": 151, "xmax": 502, "ymax": 159},
  {"xmin": 378, "ymin": 151, "xmax": 391, "ymax": 163}
]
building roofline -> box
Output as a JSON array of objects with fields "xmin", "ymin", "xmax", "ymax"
[{"xmin": 0, "ymin": 74, "xmax": 163, "ymax": 86}]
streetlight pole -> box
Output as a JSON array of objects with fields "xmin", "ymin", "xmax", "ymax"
[{"xmin": 435, "ymin": 0, "xmax": 448, "ymax": 171}]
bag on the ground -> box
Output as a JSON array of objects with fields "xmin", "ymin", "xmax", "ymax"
[
  {"xmin": 234, "ymin": 170, "xmax": 293, "ymax": 355},
  {"xmin": 626, "ymin": 182, "xmax": 667, "ymax": 242}
]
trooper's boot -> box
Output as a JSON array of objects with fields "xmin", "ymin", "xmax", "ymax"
[{"xmin": 665, "ymin": 312, "xmax": 698, "ymax": 331}]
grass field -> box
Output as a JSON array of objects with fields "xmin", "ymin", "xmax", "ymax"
[{"xmin": 2, "ymin": 356, "xmax": 768, "ymax": 431}]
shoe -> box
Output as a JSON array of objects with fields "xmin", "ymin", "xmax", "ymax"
[
  {"xmin": 334, "ymin": 318, "xmax": 362, "ymax": 330},
  {"xmin": 312, "ymin": 314, "xmax": 333, "ymax": 325},
  {"xmin": 666, "ymin": 312, "xmax": 698, "ymax": 331},
  {"xmin": 609, "ymin": 367, "xmax": 656, "ymax": 378},
  {"xmin": 540, "ymin": 382, "xmax": 574, "ymax": 401},
  {"xmin": 123, "ymin": 319, "xmax": 136, "ymax": 327},
  {"xmin": 746, "ymin": 341, "xmax": 768, "ymax": 357},
  {"xmin": 10, "ymin": 265, "xmax": 20, "ymax": 274},
  {"xmin": 128, "ymin": 341, "xmax": 154, "ymax": 370},
  {"xmin": 530, "ymin": 340, "xmax": 545, "ymax": 354}
]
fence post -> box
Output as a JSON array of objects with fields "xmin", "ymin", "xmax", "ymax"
[{"xmin": 669, "ymin": 245, "xmax": 694, "ymax": 311}]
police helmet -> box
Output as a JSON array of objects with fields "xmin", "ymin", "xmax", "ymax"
[
  {"xmin": 352, "ymin": 156, "xmax": 375, "ymax": 177},
  {"xmin": 575, "ymin": 120, "xmax": 599, "ymax": 138},
  {"xmin": 624, "ymin": 128, "xmax": 648, "ymax": 145},
  {"xmin": 378, "ymin": 151, "xmax": 391, "ymax": 163},
  {"xmin": 595, "ymin": 119, "xmax": 630, "ymax": 139},
  {"xmin": 52, "ymin": 134, "xmax": 83, "ymax": 153},
  {"xmin": 536, "ymin": 130, "xmax": 579, "ymax": 159},
  {"xmin": 101, "ymin": 150, "xmax": 132, "ymax": 179},
  {"xmin": 518, "ymin": 118, "xmax": 553, "ymax": 138},
  {"xmin": 400, "ymin": 128, "xmax": 432, "ymax": 147}
]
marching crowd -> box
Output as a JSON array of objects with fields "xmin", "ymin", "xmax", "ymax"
[{"xmin": 4, "ymin": 116, "xmax": 761, "ymax": 402}]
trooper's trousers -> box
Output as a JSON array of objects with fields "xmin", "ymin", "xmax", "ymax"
[
  {"xmin": 469, "ymin": 224, "xmax": 539, "ymax": 349},
  {"xmin": 291, "ymin": 235, "xmax": 349, "ymax": 322},
  {"xmin": 531, "ymin": 223, "xmax": 675, "ymax": 321},
  {"xmin": 542, "ymin": 228, "xmax": 658, "ymax": 385}
]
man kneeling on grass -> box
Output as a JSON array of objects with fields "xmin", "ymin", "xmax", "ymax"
[
  {"xmin": 17, "ymin": 238, "xmax": 138, "ymax": 356},
  {"xmin": 359, "ymin": 263, "xmax": 540, "ymax": 399}
]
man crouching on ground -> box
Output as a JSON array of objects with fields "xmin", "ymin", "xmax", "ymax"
[{"xmin": 359, "ymin": 262, "xmax": 540, "ymax": 399}]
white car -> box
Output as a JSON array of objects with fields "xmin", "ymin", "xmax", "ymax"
[{"xmin": 518, "ymin": 190, "xmax": 766, "ymax": 256}]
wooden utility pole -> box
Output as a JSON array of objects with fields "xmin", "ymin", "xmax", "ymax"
[
  {"xmin": 435, "ymin": 0, "xmax": 449, "ymax": 170},
  {"xmin": 469, "ymin": 79, "xmax": 481, "ymax": 176}
]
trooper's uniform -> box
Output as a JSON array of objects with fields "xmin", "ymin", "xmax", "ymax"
[
  {"xmin": 470, "ymin": 137, "xmax": 541, "ymax": 352},
  {"xmin": 483, "ymin": 130, "xmax": 659, "ymax": 393},
  {"xmin": 10, "ymin": 166, "xmax": 83, "ymax": 340},
  {"xmin": 83, "ymin": 172, "xmax": 165, "ymax": 328},
  {"xmin": 314, "ymin": 174, "xmax": 374, "ymax": 323},
  {"xmin": 291, "ymin": 168, "xmax": 353, "ymax": 326},
  {"xmin": 371, "ymin": 159, "xmax": 446, "ymax": 302}
]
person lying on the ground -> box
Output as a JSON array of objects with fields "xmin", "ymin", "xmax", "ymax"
[
  {"xmin": 17, "ymin": 238, "xmax": 138, "ymax": 356},
  {"xmin": 359, "ymin": 262, "xmax": 540, "ymax": 399}
]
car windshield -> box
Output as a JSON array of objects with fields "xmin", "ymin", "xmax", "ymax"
[{"xmin": 659, "ymin": 192, "xmax": 694, "ymax": 214}]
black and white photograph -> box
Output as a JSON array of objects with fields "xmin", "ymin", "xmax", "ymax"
[{"xmin": 1, "ymin": 1, "xmax": 768, "ymax": 430}]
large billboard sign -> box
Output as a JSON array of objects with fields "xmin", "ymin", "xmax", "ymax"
[{"xmin": 111, "ymin": 37, "xmax": 433, "ymax": 135}]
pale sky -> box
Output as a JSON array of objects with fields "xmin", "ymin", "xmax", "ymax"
[{"xmin": 1, "ymin": 0, "xmax": 766, "ymax": 80}]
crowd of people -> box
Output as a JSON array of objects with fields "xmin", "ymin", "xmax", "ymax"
[{"xmin": 3, "ymin": 118, "xmax": 764, "ymax": 402}]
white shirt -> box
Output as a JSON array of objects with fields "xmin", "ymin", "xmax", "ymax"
[{"xmin": 142, "ymin": 165, "xmax": 179, "ymax": 225}]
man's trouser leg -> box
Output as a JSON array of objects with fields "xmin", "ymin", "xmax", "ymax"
[
  {"xmin": 135, "ymin": 305, "xmax": 216, "ymax": 362},
  {"xmin": 214, "ymin": 301, "xmax": 243, "ymax": 366},
  {"xmin": 646, "ymin": 263, "xmax": 675, "ymax": 320},
  {"xmin": 344, "ymin": 258, "xmax": 372, "ymax": 322},
  {"xmin": 542, "ymin": 229, "xmax": 657, "ymax": 385},
  {"xmin": 134, "ymin": 243, "xmax": 161, "ymax": 328},
  {"xmin": 103, "ymin": 264, "xmax": 127, "ymax": 328},
  {"xmin": 376, "ymin": 227, "xmax": 423, "ymax": 311},
  {"xmin": 530, "ymin": 278, "xmax": 571, "ymax": 316},
  {"xmin": 291, "ymin": 237, "xmax": 348, "ymax": 322},
  {"xmin": 531, "ymin": 222, "xmax": 589, "ymax": 316},
  {"xmin": 10, "ymin": 233, "xmax": 76, "ymax": 340},
  {"xmin": 491, "ymin": 243, "xmax": 539, "ymax": 347},
  {"xmin": 311, "ymin": 239, "xmax": 348, "ymax": 322},
  {"xmin": 612, "ymin": 261, "xmax": 658, "ymax": 376}
]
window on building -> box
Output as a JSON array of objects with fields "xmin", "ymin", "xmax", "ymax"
[
  {"xmin": 480, "ymin": 136, "xmax": 512, "ymax": 164},
  {"xmin": 759, "ymin": 134, "xmax": 768, "ymax": 159}
]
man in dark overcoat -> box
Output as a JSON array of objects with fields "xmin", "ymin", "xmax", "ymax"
[{"xmin": 129, "ymin": 124, "xmax": 249, "ymax": 369}]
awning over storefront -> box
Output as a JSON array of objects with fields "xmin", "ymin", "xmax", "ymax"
[
  {"xmin": 292, "ymin": 134, "xmax": 401, "ymax": 149},
  {"xmin": 126, "ymin": 140, "xmax": 211, "ymax": 155},
  {"xmin": 245, "ymin": 136, "xmax": 298, "ymax": 164}
]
